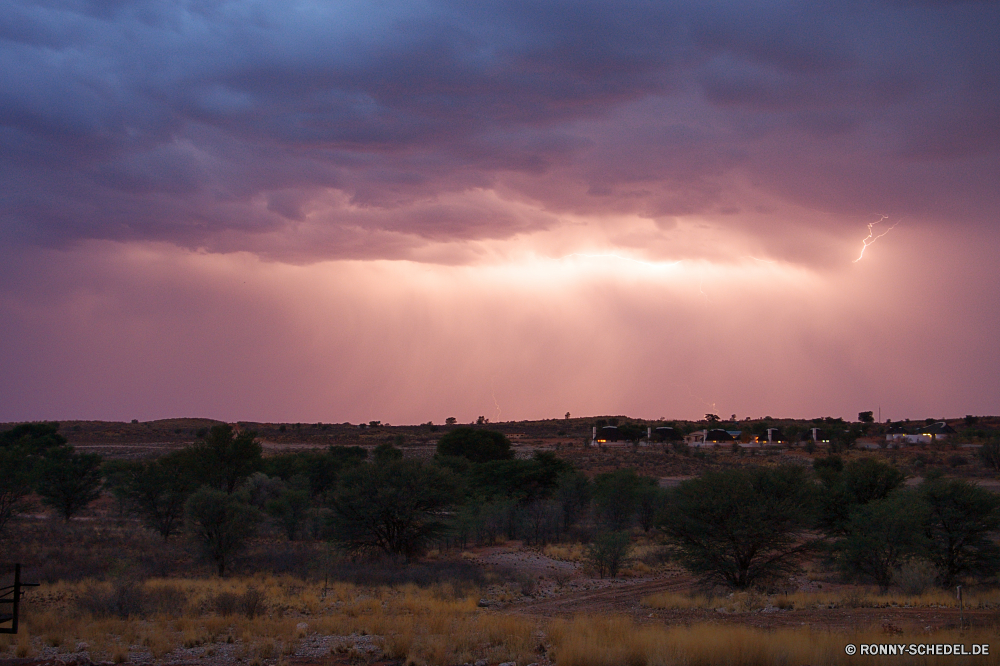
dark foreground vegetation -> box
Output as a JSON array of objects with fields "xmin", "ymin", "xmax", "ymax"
[{"xmin": 2, "ymin": 419, "xmax": 999, "ymax": 596}]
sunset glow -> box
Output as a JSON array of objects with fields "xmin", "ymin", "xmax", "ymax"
[{"xmin": 2, "ymin": 0, "xmax": 998, "ymax": 424}]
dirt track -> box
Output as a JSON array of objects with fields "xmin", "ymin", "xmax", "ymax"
[
  {"xmin": 512, "ymin": 573, "xmax": 696, "ymax": 617},
  {"xmin": 506, "ymin": 570, "xmax": 998, "ymax": 633}
]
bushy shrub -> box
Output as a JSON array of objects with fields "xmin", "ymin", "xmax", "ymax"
[
  {"xmin": 78, "ymin": 578, "xmax": 148, "ymax": 618},
  {"xmin": 893, "ymin": 560, "xmax": 938, "ymax": 595},
  {"xmin": 584, "ymin": 532, "xmax": 633, "ymax": 578}
]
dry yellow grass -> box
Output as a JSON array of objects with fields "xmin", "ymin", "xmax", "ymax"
[
  {"xmin": 642, "ymin": 587, "xmax": 1000, "ymax": 612},
  {"xmin": 548, "ymin": 615, "xmax": 1000, "ymax": 666},
  {"xmin": 16, "ymin": 575, "xmax": 539, "ymax": 666},
  {"xmin": 543, "ymin": 542, "xmax": 586, "ymax": 561},
  {"xmin": 23, "ymin": 573, "xmax": 999, "ymax": 665}
]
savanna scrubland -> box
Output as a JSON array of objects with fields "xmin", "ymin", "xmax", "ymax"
[{"xmin": 2, "ymin": 416, "xmax": 1000, "ymax": 666}]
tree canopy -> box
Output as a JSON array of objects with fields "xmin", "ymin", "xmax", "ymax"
[
  {"xmin": 659, "ymin": 466, "xmax": 817, "ymax": 589},
  {"xmin": 435, "ymin": 427, "xmax": 513, "ymax": 463},
  {"xmin": 329, "ymin": 459, "xmax": 459, "ymax": 561}
]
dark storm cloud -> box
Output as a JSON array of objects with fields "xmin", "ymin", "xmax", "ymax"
[{"xmin": 1, "ymin": 0, "xmax": 998, "ymax": 259}]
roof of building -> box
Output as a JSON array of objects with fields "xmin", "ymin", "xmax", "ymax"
[
  {"xmin": 705, "ymin": 429, "xmax": 734, "ymax": 442},
  {"xmin": 917, "ymin": 421, "xmax": 956, "ymax": 435}
]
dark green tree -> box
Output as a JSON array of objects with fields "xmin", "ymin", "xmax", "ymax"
[
  {"xmin": 125, "ymin": 451, "xmax": 200, "ymax": 540},
  {"xmin": 470, "ymin": 452, "xmax": 571, "ymax": 503},
  {"xmin": 592, "ymin": 469, "xmax": 645, "ymax": 531},
  {"xmin": 266, "ymin": 478, "xmax": 312, "ymax": 541},
  {"xmin": 919, "ymin": 477, "xmax": 1000, "ymax": 585},
  {"xmin": 817, "ymin": 457, "xmax": 905, "ymax": 534},
  {"xmin": 812, "ymin": 455, "xmax": 844, "ymax": 488},
  {"xmin": 0, "ymin": 422, "xmax": 68, "ymax": 456},
  {"xmin": 329, "ymin": 459, "xmax": 458, "ymax": 561},
  {"xmin": 373, "ymin": 442, "xmax": 404, "ymax": 464},
  {"xmin": 555, "ymin": 470, "xmax": 591, "ymax": 532},
  {"xmin": 584, "ymin": 531, "xmax": 633, "ymax": 578},
  {"xmin": 189, "ymin": 425, "xmax": 263, "ymax": 494},
  {"xmin": 0, "ymin": 445, "xmax": 33, "ymax": 537},
  {"xmin": 977, "ymin": 439, "xmax": 1000, "ymax": 473},
  {"xmin": 436, "ymin": 427, "xmax": 512, "ymax": 463},
  {"xmin": 859, "ymin": 411, "xmax": 875, "ymax": 423},
  {"xmin": 35, "ymin": 446, "xmax": 103, "ymax": 521},
  {"xmin": 262, "ymin": 446, "xmax": 367, "ymax": 499},
  {"xmin": 659, "ymin": 466, "xmax": 817, "ymax": 589},
  {"xmin": 616, "ymin": 422, "xmax": 646, "ymax": 443},
  {"xmin": 636, "ymin": 481, "xmax": 667, "ymax": 532},
  {"xmin": 185, "ymin": 486, "xmax": 260, "ymax": 576},
  {"xmin": 835, "ymin": 490, "xmax": 929, "ymax": 591},
  {"xmin": 1, "ymin": 423, "xmax": 73, "ymax": 531}
]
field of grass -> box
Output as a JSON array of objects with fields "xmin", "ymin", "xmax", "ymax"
[
  {"xmin": 2, "ymin": 576, "xmax": 539, "ymax": 666},
  {"xmin": 547, "ymin": 615, "xmax": 1000, "ymax": 666},
  {"xmin": 641, "ymin": 588, "xmax": 1000, "ymax": 612},
  {"xmin": 6, "ymin": 574, "xmax": 1000, "ymax": 666}
]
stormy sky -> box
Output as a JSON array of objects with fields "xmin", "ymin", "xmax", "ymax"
[{"xmin": 2, "ymin": 0, "xmax": 998, "ymax": 424}]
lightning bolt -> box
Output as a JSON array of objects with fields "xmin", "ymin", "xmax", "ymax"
[
  {"xmin": 853, "ymin": 215, "xmax": 900, "ymax": 263},
  {"xmin": 490, "ymin": 377, "xmax": 502, "ymax": 424},
  {"xmin": 698, "ymin": 277, "xmax": 712, "ymax": 303}
]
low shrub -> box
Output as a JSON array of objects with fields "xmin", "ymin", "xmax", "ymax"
[{"xmin": 77, "ymin": 578, "xmax": 148, "ymax": 618}]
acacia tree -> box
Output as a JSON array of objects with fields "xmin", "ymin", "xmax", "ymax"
[
  {"xmin": 329, "ymin": 459, "xmax": 458, "ymax": 561},
  {"xmin": 0, "ymin": 446, "xmax": 33, "ymax": 536},
  {"xmin": 35, "ymin": 446, "xmax": 103, "ymax": 521},
  {"xmin": 816, "ymin": 457, "xmax": 905, "ymax": 534},
  {"xmin": 659, "ymin": 466, "xmax": 817, "ymax": 589},
  {"xmin": 584, "ymin": 531, "xmax": 633, "ymax": 578},
  {"xmin": 190, "ymin": 425, "xmax": 263, "ymax": 494},
  {"xmin": 0, "ymin": 423, "xmax": 70, "ymax": 533},
  {"xmin": 835, "ymin": 489, "xmax": 929, "ymax": 591},
  {"xmin": 436, "ymin": 428, "xmax": 512, "ymax": 463},
  {"xmin": 592, "ymin": 469, "xmax": 650, "ymax": 531},
  {"xmin": 125, "ymin": 451, "xmax": 199, "ymax": 540},
  {"xmin": 185, "ymin": 486, "xmax": 259, "ymax": 576},
  {"xmin": 919, "ymin": 477, "xmax": 1000, "ymax": 585}
]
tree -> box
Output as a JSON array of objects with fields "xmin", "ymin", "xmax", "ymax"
[
  {"xmin": 185, "ymin": 486, "xmax": 259, "ymax": 576},
  {"xmin": 436, "ymin": 427, "xmax": 512, "ymax": 463},
  {"xmin": 0, "ymin": 445, "xmax": 33, "ymax": 537},
  {"xmin": 592, "ymin": 469, "xmax": 645, "ymax": 531},
  {"xmin": 1, "ymin": 423, "xmax": 85, "ymax": 530},
  {"xmin": 35, "ymin": 447, "xmax": 103, "ymax": 521},
  {"xmin": 260, "ymin": 446, "xmax": 366, "ymax": 499},
  {"xmin": 189, "ymin": 425, "xmax": 262, "ymax": 494},
  {"xmin": 373, "ymin": 442, "xmax": 404, "ymax": 464},
  {"xmin": 125, "ymin": 451, "xmax": 200, "ymax": 540},
  {"xmin": 584, "ymin": 531, "xmax": 633, "ymax": 578},
  {"xmin": 835, "ymin": 490, "xmax": 929, "ymax": 591},
  {"xmin": 616, "ymin": 422, "xmax": 646, "ymax": 443},
  {"xmin": 329, "ymin": 459, "xmax": 458, "ymax": 561},
  {"xmin": 817, "ymin": 457, "xmax": 905, "ymax": 534},
  {"xmin": 555, "ymin": 470, "xmax": 591, "ymax": 532},
  {"xmin": 445, "ymin": 417, "xmax": 457, "ymax": 425},
  {"xmin": 659, "ymin": 466, "xmax": 817, "ymax": 589},
  {"xmin": 977, "ymin": 439, "xmax": 1000, "ymax": 472},
  {"xmin": 859, "ymin": 411, "xmax": 875, "ymax": 423},
  {"xmin": 705, "ymin": 414, "xmax": 720, "ymax": 423},
  {"xmin": 267, "ymin": 480, "xmax": 312, "ymax": 541},
  {"xmin": 919, "ymin": 477, "xmax": 1000, "ymax": 585},
  {"xmin": 636, "ymin": 481, "xmax": 667, "ymax": 532}
]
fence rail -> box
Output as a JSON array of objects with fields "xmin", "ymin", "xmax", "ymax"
[{"xmin": 0, "ymin": 564, "xmax": 39, "ymax": 634}]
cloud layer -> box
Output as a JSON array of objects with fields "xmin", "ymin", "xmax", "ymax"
[
  {"xmin": 2, "ymin": 1, "xmax": 998, "ymax": 422},
  {"xmin": 3, "ymin": 0, "xmax": 998, "ymax": 262}
]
